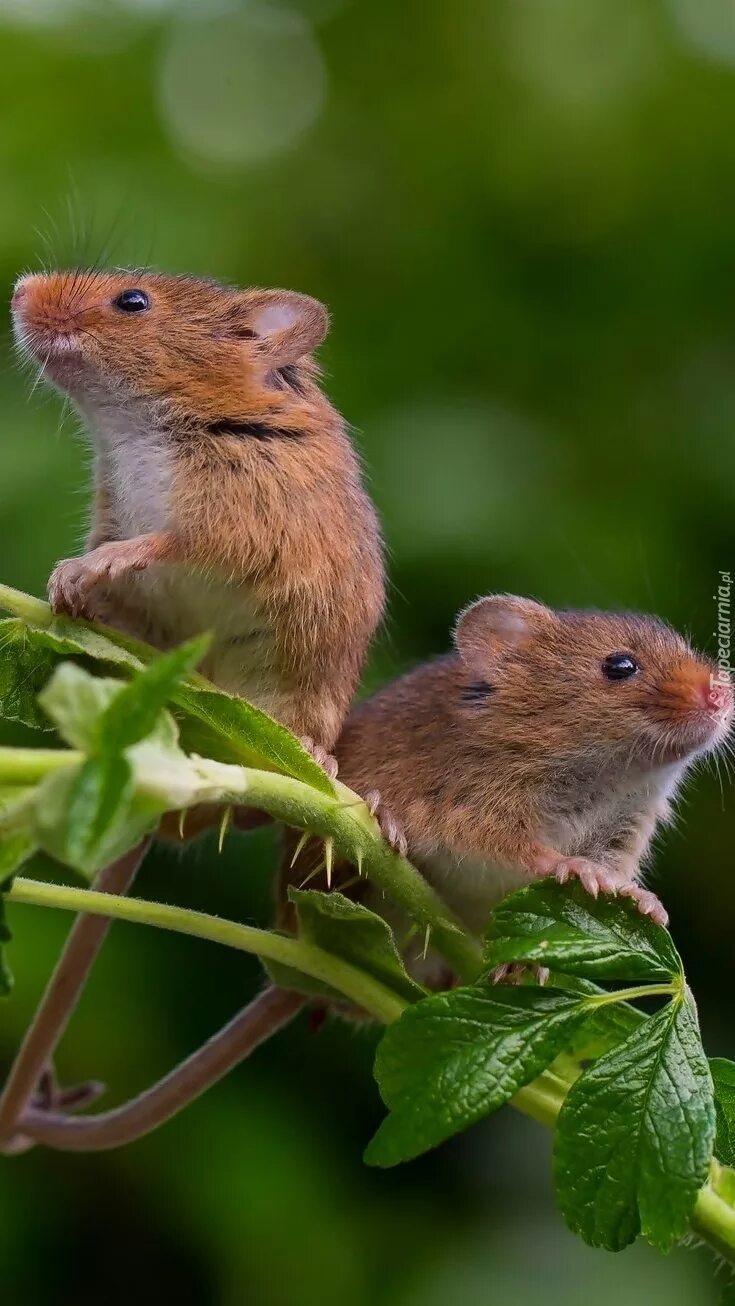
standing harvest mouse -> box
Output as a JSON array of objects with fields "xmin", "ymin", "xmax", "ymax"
[
  {"xmin": 319, "ymin": 595, "xmax": 732, "ymax": 975},
  {"xmin": 11, "ymin": 269, "xmax": 384, "ymax": 766}
]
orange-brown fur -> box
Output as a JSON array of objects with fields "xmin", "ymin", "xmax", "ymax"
[
  {"xmin": 284, "ymin": 596, "xmax": 732, "ymax": 979},
  {"xmin": 12, "ymin": 270, "xmax": 385, "ymax": 750}
]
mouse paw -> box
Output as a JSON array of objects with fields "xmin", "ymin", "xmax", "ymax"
[
  {"xmin": 551, "ymin": 856, "xmax": 620, "ymax": 900},
  {"xmin": 618, "ymin": 882, "xmax": 669, "ymax": 927},
  {"xmin": 491, "ymin": 962, "xmax": 550, "ymax": 987},
  {"xmin": 48, "ymin": 555, "xmax": 99, "ymax": 618},
  {"xmin": 364, "ymin": 789, "xmax": 408, "ymax": 857},
  {"xmin": 300, "ymin": 737, "xmax": 339, "ymax": 780},
  {"xmin": 48, "ymin": 541, "xmax": 148, "ymax": 618}
]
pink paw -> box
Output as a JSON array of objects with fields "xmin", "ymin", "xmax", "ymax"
[
  {"xmin": 364, "ymin": 789, "xmax": 408, "ymax": 857},
  {"xmin": 48, "ymin": 543, "xmax": 138, "ymax": 618},
  {"xmin": 551, "ymin": 857, "xmax": 620, "ymax": 899},
  {"xmin": 48, "ymin": 556, "xmax": 99, "ymax": 618},
  {"xmin": 300, "ymin": 737, "xmax": 339, "ymax": 781},
  {"xmin": 619, "ymin": 882, "xmax": 669, "ymax": 927}
]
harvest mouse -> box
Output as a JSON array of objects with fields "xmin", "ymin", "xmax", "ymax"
[
  {"xmin": 313, "ymin": 595, "xmax": 732, "ymax": 977},
  {"xmin": 12, "ymin": 269, "xmax": 385, "ymax": 767}
]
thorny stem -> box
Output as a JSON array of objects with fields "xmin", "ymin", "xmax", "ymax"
[
  {"xmin": 0, "ymin": 584, "xmax": 732, "ymax": 1258},
  {"xmin": 0, "ymin": 840, "xmax": 150, "ymax": 1150},
  {"xmin": 19, "ymin": 987, "xmax": 307, "ymax": 1151},
  {"xmin": 0, "ymin": 751, "xmax": 482, "ymax": 984}
]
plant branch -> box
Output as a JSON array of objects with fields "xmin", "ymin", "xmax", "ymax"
[
  {"xmin": 512, "ymin": 1061, "xmax": 735, "ymax": 1264},
  {"xmin": 6, "ymin": 877, "xmax": 408, "ymax": 1024},
  {"xmin": 0, "ymin": 746, "xmax": 482, "ymax": 983},
  {"xmin": 16, "ymin": 986, "xmax": 307, "ymax": 1152},
  {"xmin": 0, "ymin": 840, "xmax": 150, "ymax": 1149}
]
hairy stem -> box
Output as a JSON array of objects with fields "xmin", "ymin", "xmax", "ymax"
[
  {"xmin": 0, "ymin": 840, "xmax": 150, "ymax": 1149},
  {"xmin": 18, "ymin": 986, "xmax": 307, "ymax": 1152},
  {"xmin": 0, "ymin": 748, "xmax": 482, "ymax": 983},
  {"xmin": 6, "ymin": 878, "xmax": 407, "ymax": 1024}
]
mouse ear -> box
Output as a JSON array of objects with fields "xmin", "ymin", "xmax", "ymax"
[
  {"xmin": 238, "ymin": 290, "xmax": 329, "ymax": 367},
  {"xmin": 454, "ymin": 595, "xmax": 551, "ymax": 670}
]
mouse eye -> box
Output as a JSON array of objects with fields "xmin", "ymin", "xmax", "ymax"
[
  {"xmin": 602, "ymin": 652, "xmax": 640, "ymax": 681},
  {"xmin": 113, "ymin": 289, "xmax": 150, "ymax": 314}
]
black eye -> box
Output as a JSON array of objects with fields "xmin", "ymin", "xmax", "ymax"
[
  {"xmin": 113, "ymin": 289, "xmax": 149, "ymax": 313},
  {"xmin": 602, "ymin": 652, "xmax": 640, "ymax": 681}
]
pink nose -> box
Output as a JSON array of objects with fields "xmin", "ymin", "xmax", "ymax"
[
  {"xmin": 704, "ymin": 681, "xmax": 733, "ymax": 713},
  {"xmin": 11, "ymin": 281, "xmax": 28, "ymax": 310}
]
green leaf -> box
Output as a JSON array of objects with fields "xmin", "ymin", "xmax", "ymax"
[
  {"xmin": 0, "ymin": 606, "xmax": 334, "ymax": 793},
  {"xmin": 554, "ymin": 995, "xmax": 715, "ymax": 1252},
  {"xmin": 711, "ymin": 1058, "xmax": 735, "ymax": 1167},
  {"xmin": 366, "ymin": 986, "xmax": 592, "ymax": 1167},
  {"xmin": 0, "ymin": 615, "xmax": 147, "ymax": 729},
  {"xmin": 284, "ymin": 889, "xmax": 425, "ymax": 1004},
  {"xmin": 32, "ymin": 762, "xmax": 156, "ymax": 877},
  {"xmin": 172, "ymin": 684, "xmax": 334, "ymax": 794},
  {"xmin": 485, "ymin": 878, "xmax": 682, "ymax": 982},
  {"xmin": 97, "ymin": 635, "xmax": 211, "ymax": 754},
  {"xmin": 0, "ymin": 620, "xmax": 61, "ymax": 728},
  {"xmin": 38, "ymin": 662, "xmax": 126, "ymax": 749},
  {"xmin": 65, "ymin": 754, "xmax": 136, "ymax": 868}
]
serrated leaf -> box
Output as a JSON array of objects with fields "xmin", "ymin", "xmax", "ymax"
[
  {"xmin": 287, "ymin": 890, "xmax": 425, "ymax": 1004},
  {"xmin": 711, "ymin": 1059, "xmax": 735, "ymax": 1168},
  {"xmin": 485, "ymin": 878, "xmax": 681, "ymax": 982},
  {"xmin": 0, "ymin": 615, "xmax": 146, "ymax": 729},
  {"xmin": 553, "ymin": 974, "xmax": 645, "ymax": 1062},
  {"xmin": 0, "ymin": 620, "xmax": 60, "ymax": 728},
  {"xmin": 366, "ymin": 986, "xmax": 591, "ymax": 1167},
  {"xmin": 554, "ymin": 995, "xmax": 715, "ymax": 1252}
]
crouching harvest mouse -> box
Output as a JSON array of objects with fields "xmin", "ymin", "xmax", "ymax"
[
  {"xmin": 321, "ymin": 595, "xmax": 732, "ymax": 976},
  {"xmin": 11, "ymin": 269, "xmax": 384, "ymax": 765}
]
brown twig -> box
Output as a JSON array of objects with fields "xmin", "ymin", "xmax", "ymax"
[
  {"xmin": 0, "ymin": 838, "xmax": 151, "ymax": 1150},
  {"xmin": 16, "ymin": 986, "xmax": 306, "ymax": 1152}
]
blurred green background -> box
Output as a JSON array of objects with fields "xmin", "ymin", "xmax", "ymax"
[{"xmin": 0, "ymin": 0, "xmax": 733, "ymax": 1302}]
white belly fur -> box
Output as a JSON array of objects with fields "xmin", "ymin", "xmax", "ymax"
[{"xmin": 87, "ymin": 416, "xmax": 279, "ymax": 701}]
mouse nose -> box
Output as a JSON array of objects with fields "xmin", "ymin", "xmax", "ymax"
[
  {"xmin": 701, "ymin": 679, "xmax": 733, "ymax": 714},
  {"xmin": 11, "ymin": 277, "xmax": 32, "ymax": 312}
]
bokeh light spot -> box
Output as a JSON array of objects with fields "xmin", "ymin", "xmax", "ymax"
[{"xmin": 158, "ymin": 3, "xmax": 327, "ymax": 168}]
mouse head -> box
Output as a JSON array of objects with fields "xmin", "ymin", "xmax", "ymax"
[
  {"xmin": 454, "ymin": 594, "xmax": 732, "ymax": 772},
  {"xmin": 11, "ymin": 269, "xmax": 329, "ymax": 423}
]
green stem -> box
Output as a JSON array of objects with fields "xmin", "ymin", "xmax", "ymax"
[
  {"xmin": 582, "ymin": 982, "xmax": 678, "ymax": 1009},
  {"xmin": 8, "ymin": 873, "xmax": 735, "ymax": 1263},
  {"xmin": 0, "ymin": 747, "xmax": 79, "ymax": 784},
  {"xmin": 239, "ymin": 769, "xmax": 483, "ymax": 982},
  {"xmin": 7, "ymin": 877, "xmax": 406, "ymax": 1025},
  {"xmin": 0, "ymin": 584, "xmax": 53, "ymax": 627},
  {"xmin": 0, "ymin": 742, "xmax": 481, "ymax": 980}
]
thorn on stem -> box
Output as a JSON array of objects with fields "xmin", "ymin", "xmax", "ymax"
[
  {"xmin": 218, "ymin": 807, "xmax": 232, "ymax": 853},
  {"xmin": 290, "ymin": 830, "xmax": 310, "ymax": 869}
]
